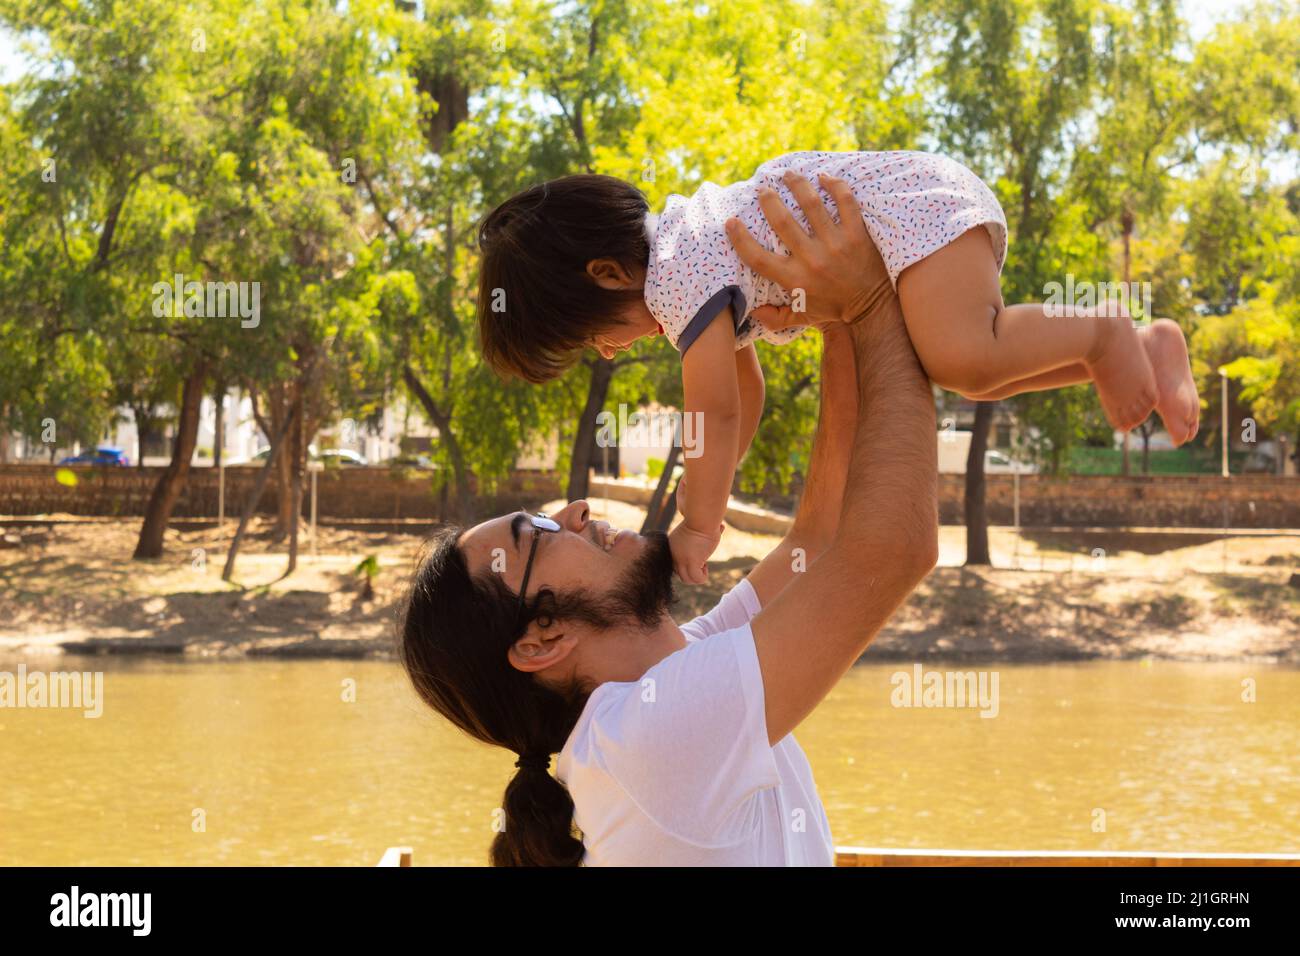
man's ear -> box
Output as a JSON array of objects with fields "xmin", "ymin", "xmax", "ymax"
[
  {"xmin": 508, "ymin": 619, "xmax": 580, "ymax": 675},
  {"xmin": 586, "ymin": 257, "xmax": 633, "ymax": 290}
]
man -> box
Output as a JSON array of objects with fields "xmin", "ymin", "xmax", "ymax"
[{"xmin": 399, "ymin": 172, "xmax": 938, "ymax": 866}]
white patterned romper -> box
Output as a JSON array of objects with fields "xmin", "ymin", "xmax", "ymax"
[{"xmin": 642, "ymin": 150, "xmax": 1009, "ymax": 355}]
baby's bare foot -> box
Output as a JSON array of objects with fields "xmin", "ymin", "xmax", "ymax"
[
  {"xmin": 1138, "ymin": 319, "xmax": 1200, "ymax": 446},
  {"xmin": 1086, "ymin": 314, "xmax": 1159, "ymax": 432}
]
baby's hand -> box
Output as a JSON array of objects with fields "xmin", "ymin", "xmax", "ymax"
[{"xmin": 668, "ymin": 521, "xmax": 723, "ymax": 585}]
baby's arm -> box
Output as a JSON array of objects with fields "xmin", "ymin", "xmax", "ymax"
[
  {"xmin": 670, "ymin": 307, "xmax": 742, "ymax": 584},
  {"xmin": 736, "ymin": 344, "xmax": 764, "ymax": 462}
]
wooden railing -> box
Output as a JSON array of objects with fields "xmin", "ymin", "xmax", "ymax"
[{"xmin": 378, "ymin": 845, "xmax": 1300, "ymax": 867}]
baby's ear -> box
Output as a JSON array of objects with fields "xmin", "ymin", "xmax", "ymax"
[{"xmin": 586, "ymin": 257, "xmax": 633, "ymax": 289}]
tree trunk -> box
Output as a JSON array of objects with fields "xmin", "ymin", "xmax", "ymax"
[
  {"xmin": 222, "ymin": 404, "xmax": 297, "ymax": 582},
  {"xmin": 403, "ymin": 365, "xmax": 472, "ymax": 520},
  {"xmin": 212, "ymin": 382, "xmax": 225, "ymax": 470},
  {"xmin": 1120, "ymin": 207, "xmax": 1134, "ymax": 478},
  {"xmin": 133, "ymin": 362, "xmax": 208, "ymax": 559},
  {"xmin": 135, "ymin": 420, "xmax": 148, "ymax": 469},
  {"xmin": 250, "ymin": 384, "xmax": 293, "ymax": 541},
  {"xmin": 964, "ymin": 401, "xmax": 993, "ymax": 566},
  {"xmin": 131, "ymin": 405, "xmax": 155, "ymax": 469},
  {"xmin": 640, "ymin": 443, "xmax": 682, "ymax": 534},
  {"xmin": 657, "ymin": 477, "xmax": 681, "ymax": 533},
  {"xmin": 286, "ymin": 390, "xmax": 305, "ymax": 575},
  {"xmin": 567, "ymin": 357, "xmax": 614, "ymax": 502},
  {"xmin": 272, "ymin": 388, "xmax": 293, "ymax": 541}
]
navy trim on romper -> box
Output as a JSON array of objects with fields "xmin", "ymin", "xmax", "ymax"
[{"xmin": 676, "ymin": 285, "xmax": 750, "ymax": 357}]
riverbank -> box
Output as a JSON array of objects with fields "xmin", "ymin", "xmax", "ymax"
[{"xmin": 2, "ymin": 505, "xmax": 1297, "ymax": 663}]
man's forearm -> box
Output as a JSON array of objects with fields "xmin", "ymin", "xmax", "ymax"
[
  {"xmin": 789, "ymin": 326, "xmax": 857, "ymax": 554},
  {"xmin": 746, "ymin": 326, "xmax": 859, "ymax": 606},
  {"xmin": 828, "ymin": 297, "xmax": 938, "ymax": 581}
]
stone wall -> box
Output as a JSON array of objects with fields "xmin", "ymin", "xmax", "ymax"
[
  {"xmin": 2, "ymin": 465, "xmax": 1296, "ymax": 528},
  {"xmin": 937, "ymin": 474, "xmax": 1299, "ymax": 528},
  {"xmin": 0, "ymin": 465, "xmax": 563, "ymax": 522}
]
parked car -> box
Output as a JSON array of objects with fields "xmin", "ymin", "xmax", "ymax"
[
  {"xmin": 386, "ymin": 453, "xmax": 437, "ymax": 470},
  {"xmin": 983, "ymin": 449, "xmax": 1038, "ymax": 474},
  {"xmin": 57, "ymin": 446, "xmax": 130, "ymax": 467},
  {"xmin": 316, "ymin": 449, "xmax": 368, "ymax": 467},
  {"xmin": 228, "ymin": 446, "xmax": 366, "ymax": 467},
  {"xmin": 937, "ymin": 431, "xmax": 1037, "ymax": 474},
  {"xmin": 223, "ymin": 447, "xmax": 276, "ymax": 466}
]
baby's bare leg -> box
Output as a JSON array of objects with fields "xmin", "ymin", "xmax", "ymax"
[
  {"xmin": 897, "ymin": 228, "xmax": 1158, "ymax": 432},
  {"xmin": 964, "ymin": 363, "xmax": 1089, "ymax": 401},
  {"xmin": 956, "ymin": 335, "xmax": 1199, "ymax": 442}
]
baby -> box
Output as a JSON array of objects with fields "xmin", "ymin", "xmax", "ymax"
[{"xmin": 476, "ymin": 150, "xmax": 1200, "ymax": 584}]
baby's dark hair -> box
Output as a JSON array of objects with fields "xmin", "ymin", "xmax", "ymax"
[{"xmin": 476, "ymin": 174, "xmax": 651, "ymax": 383}]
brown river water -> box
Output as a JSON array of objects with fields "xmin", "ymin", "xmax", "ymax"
[{"xmin": 1, "ymin": 656, "xmax": 1296, "ymax": 865}]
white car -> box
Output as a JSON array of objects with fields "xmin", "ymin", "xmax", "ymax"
[
  {"xmin": 983, "ymin": 450, "xmax": 1037, "ymax": 474},
  {"xmin": 316, "ymin": 449, "xmax": 368, "ymax": 467}
]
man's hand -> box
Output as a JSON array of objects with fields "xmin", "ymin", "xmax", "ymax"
[{"xmin": 726, "ymin": 170, "xmax": 894, "ymax": 330}]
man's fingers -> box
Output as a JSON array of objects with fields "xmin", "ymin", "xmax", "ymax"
[
  {"xmin": 782, "ymin": 170, "xmax": 837, "ymax": 236},
  {"xmin": 818, "ymin": 172, "xmax": 892, "ymax": 310},
  {"xmin": 726, "ymin": 217, "xmax": 794, "ymax": 287},
  {"xmin": 816, "ymin": 173, "xmax": 867, "ymax": 240},
  {"xmin": 750, "ymin": 303, "xmax": 799, "ymax": 331},
  {"xmin": 755, "ymin": 184, "xmax": 811, "ymax": 258}
]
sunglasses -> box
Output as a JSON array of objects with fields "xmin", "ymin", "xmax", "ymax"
[{"xmin": 515, "ymin": 512, "xmax": 562, "ymax": 625}]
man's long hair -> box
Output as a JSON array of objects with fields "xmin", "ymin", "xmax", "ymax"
[{"xmin": 399, "ymin": 529, "xmax": 591, "ymax": 866}]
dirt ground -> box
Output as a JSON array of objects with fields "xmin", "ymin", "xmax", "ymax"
[{"xmin": 2, "ymin": 500, "xmax": 1297, "ymax": 662}]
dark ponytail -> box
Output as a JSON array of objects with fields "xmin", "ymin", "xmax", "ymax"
[{"xmin": 399, "ymin": 528, "xmax": 592, "ymax": 866}]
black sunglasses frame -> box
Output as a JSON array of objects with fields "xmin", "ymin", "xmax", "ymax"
[{"xmin": 515, "ymin": 512, "xmax": 562, "ymax": 625}]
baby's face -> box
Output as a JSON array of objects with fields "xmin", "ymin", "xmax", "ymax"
[{"xmin": 587, "ymin": 302, "xmax": 662, "ymax": 359}]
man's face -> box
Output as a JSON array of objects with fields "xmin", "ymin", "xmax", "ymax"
[{"xmin": 459, "ymin": 500, "xmax": 672, "ymax": 629}]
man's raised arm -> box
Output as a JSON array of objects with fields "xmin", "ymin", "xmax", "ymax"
[
  {"xmin": 745, "ymin": 323, "xmax": 856, "ymax": 607},
  {"xmin": 741, "ymin": 174, "xmax": 939, "ymax": 746}
]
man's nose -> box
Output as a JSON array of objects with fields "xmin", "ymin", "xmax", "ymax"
[{"xmin": 555, "ymin": 500, "xmax": 590, "ymax": 531}]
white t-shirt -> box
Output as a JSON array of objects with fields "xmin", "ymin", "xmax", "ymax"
[{"xmin": 555, "ymin": 578, "xmax": 835, "ymax": 866}]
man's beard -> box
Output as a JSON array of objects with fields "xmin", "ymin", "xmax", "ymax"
[
  {"xmin": 610, "ymin": 530, "xmax": 676, "ymax": 627},
  {"xmin": 542, "ymin": 531, "xmax": 675, "ymax": 631}
]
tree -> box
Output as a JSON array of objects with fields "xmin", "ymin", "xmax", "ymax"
[
  {"xmin": 1071, "ymin": 0, "xmax": 1196, "ymax": 474},
  {"xmin": 1, "ymin": 0, "xmax": 215, "ymax": 557},
  {"xmin": 907, "ymin": 0, "xmax": 1104, "ymax": 563}
]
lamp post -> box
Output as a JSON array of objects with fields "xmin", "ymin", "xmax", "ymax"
[{"xmin": 1219, "ymin": 368, "xmax": 1229, "ymax": 478}]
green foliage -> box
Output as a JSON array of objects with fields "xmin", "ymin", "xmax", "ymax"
[
  {"xmin": 354, "ymin": 554, "xmax": 381, "ymax": 580},
  {"xmin": 1, "ymin": 0, "xmax": 1297, "ymax": 503}
]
